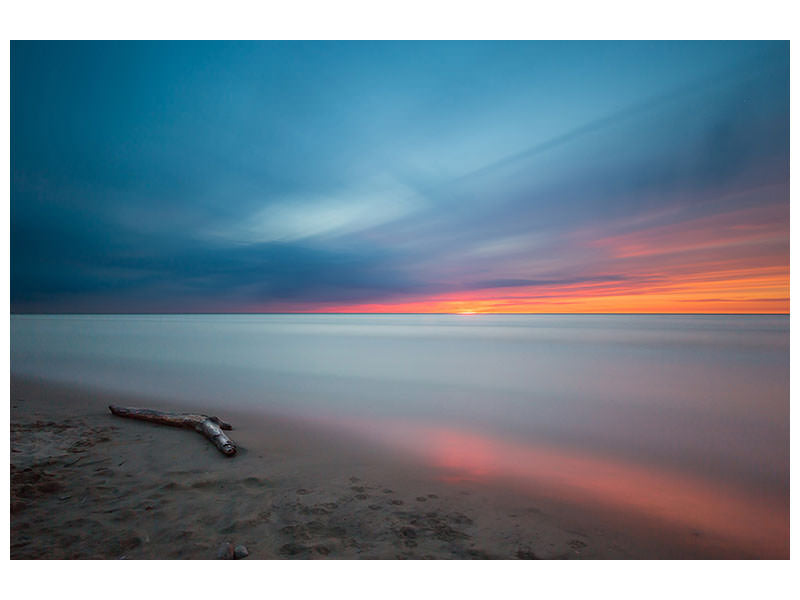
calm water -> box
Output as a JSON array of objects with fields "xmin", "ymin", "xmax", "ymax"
[{"xmin": 10, "ymin": 314, "xmax": 789, "ymax": 555}]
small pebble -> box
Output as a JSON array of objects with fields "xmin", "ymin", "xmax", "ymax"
[
  {"xmin": 216, "ymin": 542, "xmax": 234, "ymax": 559},
  {"xmin": 234, "ymin": 544, "xmax": 249, "ymax": 559}
]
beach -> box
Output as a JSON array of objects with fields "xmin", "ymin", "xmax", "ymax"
[
  {"xmin": 12, "ymin": 375, "xmax": 786, "ymax": 560},
  {"xmin": 10, "ymin": 376, "xmax": 608, "ymax": 559}
]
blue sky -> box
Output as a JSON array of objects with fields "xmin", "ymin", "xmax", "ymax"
[{"xmin": 11, "ymin": 41, "xmax": 789, "ymax": 312}]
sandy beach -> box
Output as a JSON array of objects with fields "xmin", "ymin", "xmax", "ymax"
[
  {"xmin": 12, "ymin": 375, "xmax": 782, "ymax": 560},
  {"xmin": 11, "ymin": 375, "xmax": 647, "ymax": 560}
]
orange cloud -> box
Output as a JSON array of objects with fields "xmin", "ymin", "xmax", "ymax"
[{"xmin": 320, "ymin": 200, "xmax": 788, "ymax": 314}]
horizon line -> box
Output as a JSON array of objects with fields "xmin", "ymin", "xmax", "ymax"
[{"xmin": 10, "ymin": 312, "xmax": 789, "ymax": 316}]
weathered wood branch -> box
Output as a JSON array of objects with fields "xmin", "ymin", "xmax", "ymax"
[{"xmin": 108, "ymin": 405, "xmax": 237, "ymax": 456}]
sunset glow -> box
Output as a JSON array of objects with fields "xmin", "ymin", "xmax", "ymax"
[{"xmin": 11, "ymin": 42, "xmax": 788, "ymax": 314}]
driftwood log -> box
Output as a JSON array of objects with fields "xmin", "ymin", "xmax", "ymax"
[{"xmin": 108, "ymin": 405, "xmax": 237, "ymax": 456}]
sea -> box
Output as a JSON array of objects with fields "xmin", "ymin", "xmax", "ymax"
[{"xmin": 10, "ymin": 313, "xmax": 789, "ymax": 556}]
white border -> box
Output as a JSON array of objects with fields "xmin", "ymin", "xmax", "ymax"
[
  {"xmin": 1, "ymin": 1, "xmax": 797, "ymax": 40},
  {"xmin": 3, "ymin": 2, "xmax": 797, "ymax": 599}
]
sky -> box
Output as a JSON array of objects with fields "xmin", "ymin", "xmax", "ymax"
[{"xmin": 10, "ymin": 41, "xmax": 789, "ymax": 313}]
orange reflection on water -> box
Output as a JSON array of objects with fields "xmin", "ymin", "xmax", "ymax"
[
  {"xmin": 430, "ymin": 429, "xmax": 495, "ymax": 479},
  {"xmin": 331, "ymin": 418, "xmax": 788, "ymax": 557}
]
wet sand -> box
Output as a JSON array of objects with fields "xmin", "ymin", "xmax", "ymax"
[{"xmin": 9, "ymin": 376, "xmax": 770, "ymax": 559}]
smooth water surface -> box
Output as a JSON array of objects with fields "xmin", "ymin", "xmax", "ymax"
[{"xmin": 11, "ymin": 314, "xmax": 789, "ymax": 556}]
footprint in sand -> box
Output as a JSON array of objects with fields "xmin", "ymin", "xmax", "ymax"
[
  {"xmin": 382, "ymin": 489, "xmax": 394, "ymax": 494},
  {"xmin": 279, "ymin": 543, "xmax": 310, "ymax": 557},
  {"xmin": 368, "ymin": 504, "xmax": 381, "ymax": 510},
  {"xmin": 242, "ymin": 477, "xmax": 267, "ymax": 488},
  {"xmin": 299, "ymin": 505, "xmax": 330, "ymax": 515},
  {"xmin": 416, "ymin": 496, "xmax": 427, "ymax": 502},
  {"xmin": 427, "ymin": 494, "xmax": 438, "ymax": 499},
  {"xmin": 350, "ymin": 486, "xmax": 365, "ymax": 493},
  {"xmin": 296, "ymin": 488, "xmax": 311, "ymax": 495},
  {"xmin": 449, "ymin": 513, "xmax": 474, "ymax": 526},
  {"xmin": 390, "ymin": 499, "xmax": 404, "ymax": 505},
  {"xmin": 355, "ymin": 494, "xmax": 368, "ymax": 500},
  {"xmin": 568, "ymin": 539, "xmax": 587, "ymax": 550}
]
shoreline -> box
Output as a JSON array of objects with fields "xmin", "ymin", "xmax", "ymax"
[{"xmin": 10, "ymin": 375, "xmax": 779, "ymax": 559}]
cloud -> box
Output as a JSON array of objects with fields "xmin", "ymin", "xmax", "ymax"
[
  {"xmin": 10, "ymin": 41, "xmax": 789, "ymax": 313},
  {"xmin": 469, "ymin": 276, "xmax": 628, "ymax": 289},
  {"xmin": 206, "ymin": 176, "xmax": 424, "ymax": 244}
]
